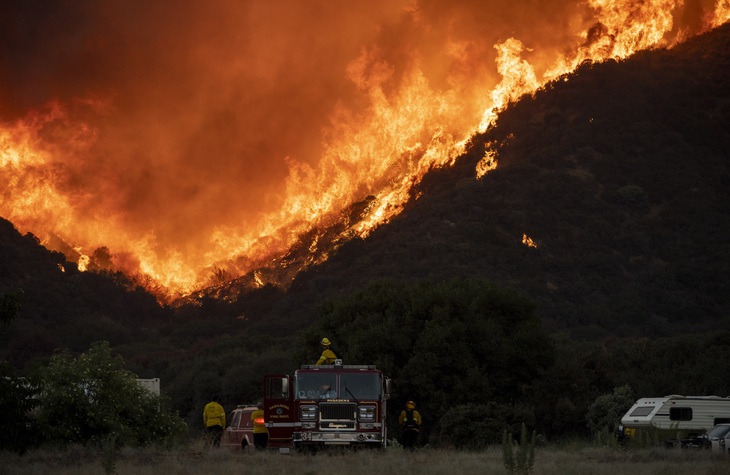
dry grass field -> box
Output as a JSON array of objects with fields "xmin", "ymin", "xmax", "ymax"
[{"xmin": 2, "ymin": 442, "xmax": 729, "ymax": 475}]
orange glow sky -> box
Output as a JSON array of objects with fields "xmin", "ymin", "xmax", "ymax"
[{"xmin": 1, "ymin": 0, "xmax": 725, "ymax": 295}]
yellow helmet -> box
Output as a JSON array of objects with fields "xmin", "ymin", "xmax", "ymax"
[
  {"xmin": 406, "ymin": 401, "xmax": 416, "ymax": 409},
  {"xmin": 320, "ymin": 337, "xmax": 331, "ymax": 347}
]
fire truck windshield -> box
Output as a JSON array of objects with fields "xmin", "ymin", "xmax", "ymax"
[
  {"xmin": 295, "ymin": 372, "xmax": 381, "ymax": 400},
  {"xmin": 340, "ymin": 373, "xmax": 380, "ymax": 400},
  {"xmin": 296, "ymin": 373, "xmax": 338, "ymax": 399}
]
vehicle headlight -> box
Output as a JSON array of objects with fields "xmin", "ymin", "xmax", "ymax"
[
  {"xmin": 301, "ymin": 405, "xmax": 318, "ymax": 421},
  {"xmin": 358, "ymin": 405, "xmax": 375, "ymax": 422}
]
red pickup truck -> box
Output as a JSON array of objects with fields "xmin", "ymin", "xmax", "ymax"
[{"xmin": 221, "ymin": 405, "xmax": 256, "ymax": 451}]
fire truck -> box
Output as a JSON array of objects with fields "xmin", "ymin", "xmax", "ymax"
[{"xmin": 263, "ymin": 363, "xmax": 391, "ymax": 450}]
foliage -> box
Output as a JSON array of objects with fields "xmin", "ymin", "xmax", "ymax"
[
  {"xmin": 0, "ymin": 219, "xmax": 171, "ymax": 367},
  {"xmin": 438, "ymin": 403, "xmax": 535, "ymax": 450},
  {"xmin": 33, "ymin": 341, "xmax": 187, "ymax": 447},
  {"xmin": 302, "ymin": 278, "xmax": 553, "ymax": 443},
  {"xmin": 0, "ymin": 290, "xmax": 23, "ymax": 326},
  {"xmin": 586, "ymin": 384, "xmax": 635, "ymax": 436},
  {"xmin": 617, "ymin": 185, "xmax": 648, "ymax": 209},
  {"xmin": 102, "ymin": 434, "xmax": 117, "ymax": 475},
  {"xmin": 0, "ymin": 361, "xmax": 39, "ymax": 454},
  {"xmin": 157, "ymin": 333, "xmax": 296, "ymax": 427},
  {"xmin": 502, "ymin": 429, "xmax": 514, "ymax": 471},
  {"xmin": 502, "ymin": 423, "xmax": 536, "ymax": 474}
]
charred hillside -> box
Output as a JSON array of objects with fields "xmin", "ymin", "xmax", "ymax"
[{"xmin": 279, "ymin": 23, "xmax": 730, "ymax": 338}]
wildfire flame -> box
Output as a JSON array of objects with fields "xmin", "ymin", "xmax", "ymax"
[
  {"xmin": 522, "ymin": 234, "xmax": 539, "ymax": 249},
  {"xmin": 1, "ymin": 1, "xmax": 726, "ymax": 299}
]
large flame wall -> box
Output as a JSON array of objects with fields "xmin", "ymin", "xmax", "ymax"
[{"xmin": 1, "ymin": 0, "xmax": 727, "ymax": 297}]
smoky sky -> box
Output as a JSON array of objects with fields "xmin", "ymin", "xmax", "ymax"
[
  {"xmin": 2, "ymin": 1, "xmax": 408, "ymax": 245},
  {"xmin": 0, "ymin": 0, "xmax": 722, "ymax": 284}
]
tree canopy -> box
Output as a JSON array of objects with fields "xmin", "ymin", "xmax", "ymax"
[
  {"xmin": 32, "ymin": 341, "xmax": 186, "ymax": 447},
  {"xmin": 300, "ymin": 278, "xmax": 555, "ymax": 443}
]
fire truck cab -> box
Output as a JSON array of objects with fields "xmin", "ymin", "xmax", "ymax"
[{"xmin": 264, "ymin": 364, "xmax": 391, "ymax": 450}]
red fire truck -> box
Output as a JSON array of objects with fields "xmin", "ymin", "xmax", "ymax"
[{"xmin": 263, "ymin": 363, "xmax": 391, "ymax": 450}]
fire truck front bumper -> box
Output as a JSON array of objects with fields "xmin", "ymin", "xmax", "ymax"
[{"xmin": 293, "ymin": 431, "xmax": 383, "ymax": 446}]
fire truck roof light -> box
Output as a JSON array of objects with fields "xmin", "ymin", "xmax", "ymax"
[{"xmin": 299, "ymin": 365, "xmax": 377, "ymax": 370}]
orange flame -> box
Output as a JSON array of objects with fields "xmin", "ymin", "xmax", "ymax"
[
  {"xmin": 522, "ymin": 234, "xmax": 539, "ymax": 249},
  {"xmin": 1, "ymin": 1, "xmax": 726, "ymax": 298},
  {"xmin": 713, "ymin": 1, "xmax": 730, "ymax": 27}
]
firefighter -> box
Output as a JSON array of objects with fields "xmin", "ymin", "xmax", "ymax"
[
  {"xmin": 398, "ymin": 400, "xmax": 422, "ymax": 450},
  {"xmin": 315, "ymin": 337, "xmax": 339, "ymax": 365},
  {"xmin": 251, "ymin": 401, "xmax": 269, "ymax": 450},
  {"xmin": 203, "ymin": 397, "xmax": 226, "ymax": 448}
]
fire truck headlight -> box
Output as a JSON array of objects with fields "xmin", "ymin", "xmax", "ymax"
[
  {"xmin": 358, "ymin": 405, "xmax": 375, "ymax": 422},
  {"xmin": 301, "ymin": 405, "xmax": 318, "ymax": 421}
]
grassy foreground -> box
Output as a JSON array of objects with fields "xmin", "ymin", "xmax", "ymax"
[{"xmin": 1, "ymin": 442, "xmax": 729, "ymax": 475}]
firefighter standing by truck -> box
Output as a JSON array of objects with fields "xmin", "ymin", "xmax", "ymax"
[
  {"xmin": 399, "ymin": 400, "xmax": 422, "ymax": 450},
  {"xmin": 251, "ymin": 401, "xmax": 269, "ymax": 450}
]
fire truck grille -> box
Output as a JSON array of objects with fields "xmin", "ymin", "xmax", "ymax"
[{"xmin": 320, "ymin": 402, "xmax": 356, "ymax": 421}]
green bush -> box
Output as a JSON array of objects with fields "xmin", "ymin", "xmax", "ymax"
[
  {"xmin": 33, "ymin": 341, "xmax": 187, "ymax": 447},
  {"xmin": 502, "ymin": 423, "xmax": 536, "ymax": 474},
  {"xmin": 0, "ymin": 361, "xmax": 39, "ymax": 453},
  {"xmin": 585, "ymin": 384, "xmax": 635, "ymax": 436},
  {"xmin": 438, "ymin": 403, "xmax": 535, "ymax": 450}
]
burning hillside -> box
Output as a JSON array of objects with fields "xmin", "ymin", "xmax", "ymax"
[{"xmin": 1, "ymin": 0, "xmax": 728, "ymax": 300}]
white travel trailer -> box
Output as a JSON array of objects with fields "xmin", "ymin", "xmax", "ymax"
[{"xmin": 621, "ymin": 395, "xmax": 730, "ymax": 437}]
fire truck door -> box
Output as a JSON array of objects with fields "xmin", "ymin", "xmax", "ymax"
[{"xmin": 263, "ymin": 374, "xmax": 294, "ymax": 448}]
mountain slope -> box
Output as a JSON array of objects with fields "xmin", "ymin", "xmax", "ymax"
[
  {"xmin": 0, "ymin": 218, "xmax": 170, "ymax": 366},
  {"xmin": 2, "ymin": 24, "xmax": 729, "ymax": 365},
  {"xmin": 278, "ymin": 23, "xmax": 730, "ymax": 338}
]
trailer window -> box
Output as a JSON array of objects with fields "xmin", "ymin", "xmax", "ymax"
[
  {"xmin": 629, "ymin": 406, "xmax": 655, "ymax": 417},
  {"xmin": 669, "ymin": 407, "xmax": 692, "ymax": 421}
]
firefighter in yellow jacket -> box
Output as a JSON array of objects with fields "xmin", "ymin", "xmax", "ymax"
[
  {"xmin": 203, "ymin": 398, "xmax": 226, "ymax": 447},
  {"xmin": 398, "ymin": 400, "xmax": 422, "ymax": 450},
  {"xmin": 251, "ymin": 401, "xmax": 269, "ymax": 450},
  {"xmin": 315, "ymin": 337, "xmax": 339, "ymax": 365}
]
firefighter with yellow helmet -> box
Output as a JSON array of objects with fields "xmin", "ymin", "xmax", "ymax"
[
  {"xmin": 398, "ymin": 400, "xmax": 422, "ymax": 450},
  {"xmin": 315, "ymin": 337, "xmax": 340, "ymax": 365}
]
